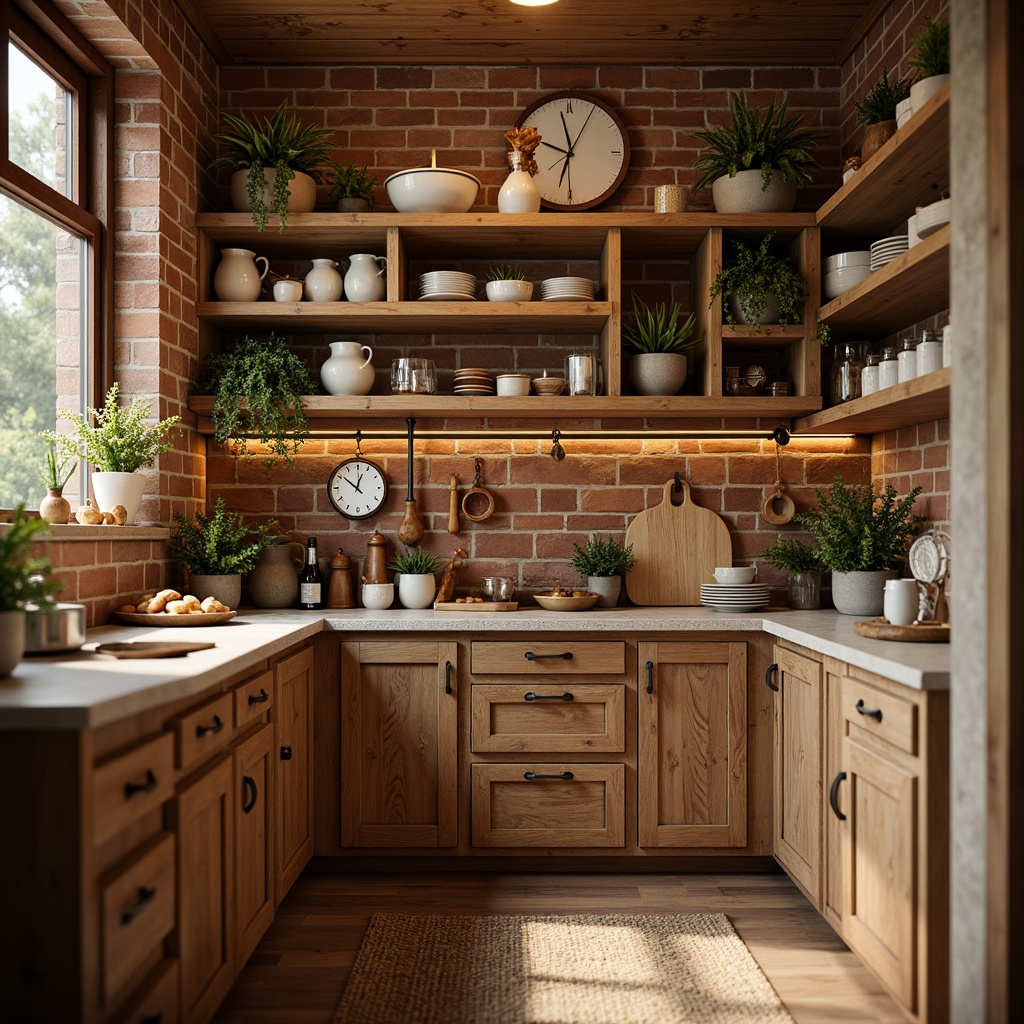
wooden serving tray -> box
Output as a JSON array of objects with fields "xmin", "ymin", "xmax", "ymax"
[
  {"xmin": 94, "ymin": 641, "xmax": 217, "ymax": 658},
  {"xmin": 433, "ymin": 601, "xmax": 518, "ymax": 612},
  {"xmin": 853, "ymin": 618, "xmax": 950, "ymax": 642},
  {"xmin": 113, "ymin": 610, "xmax": 236, "ymax": 627}
]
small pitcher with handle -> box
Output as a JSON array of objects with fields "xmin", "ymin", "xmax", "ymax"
[
  {"xmin": 344, "ymin": 253, "xmax": 388, "ymax": 302},
  {"xmin": 320, "ymin": 340, "xmax": 375, "ymax": 396},
  {"xmin": 213, "ymin": 247, "xmax": 269, "ymax": 301}
]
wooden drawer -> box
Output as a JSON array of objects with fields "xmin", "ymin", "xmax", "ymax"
[
  {"xmin": 100, "ymin": 832, "xmax": 176, "ymax": 1007},
  {"xmin": 175, "ymin": 692, "xmax": 233, "ymax": 772},
  {"xmin": 471, "ymin": 641, "xmax": 626, "ymax": 676},
  {"xmin": 841, "ymin": 675, "xmax": 918, "ymax": 755},
  {"xmin": 111, "ymin": 958, "xmax": 178, "ymax": 1024},
  {"xmin": 471, "ymin": 763, "xmax": 625, "ymax": 847},
  {"xmin": 93, "ymin": 733, "xmax": 175, "ymax": 847},
  {"xmin": 233, "ymin": 669, "xmax": 274, "ymax": 731},
  {"xmin": 471, "ymin": 684, "xmax": 625, "ymax": 752}
]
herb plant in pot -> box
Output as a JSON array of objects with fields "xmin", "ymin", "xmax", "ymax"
[
  {"xmin": 691, "ymin": 93, "xmax": 824, "ymax": 213},
  {"xmin": 909, "ymin": 16, "xmax": 950, "ymax": 114},
  {"xmin": 327, "ymin": 160, "xmax": 378, "ymax": 212},
  {"xmin": 485, "ymin": 264, "xmax": 533, "ymax": 302},
  {"xmin": 760, "ymin": 537, "xmax": 824, "ymax": 610},
  {"xmin": 796, "ymin": 476, "xmax": 925, "ymax": 615},
  {"xmin": 388, "ymin": 547, "xmax": 445, "ymax": 609},
  {"xmin": 854, "ymin": 67, "xmax": 912, "ymax": 160},
  {"xmin": 37, "ymin": 436, "xmax": 76, "ymax": 525},
  {"xmin": 622, "ymin": 295, "xmax": 703, "ymax": 396},
  {"xmin": 570, "ymin": 535, "xmax": 636, "ymax": 608}
]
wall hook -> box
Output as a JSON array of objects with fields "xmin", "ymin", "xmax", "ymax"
[{"xmin": 550, "ymin": 428, "xmax": 565, "ymax": 461}]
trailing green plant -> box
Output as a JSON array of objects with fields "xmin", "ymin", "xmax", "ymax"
[
  {"xmin": 0, "ymin": 504, "xmax": 61, "ymax": 612},
  {"xmin": 388, "ymin": 547, "xmax": 445, "ymax": 575},
  {"xmin": 622, "ymin": 295, "xmax": 703, "ymax": 354},
  {"xmin": 192, "ymin": 332, "xmax": 317, "ymax": 467},
  {"xmin": 909, "ymin": 16, "xmax": 950, "ymax": 80},
  {"xmin": 37, "ymin": 436, "xmax": 76, "ymax": 490},
  {"xmin": 486, "ymin": 264, "xmax": 526, "ymax": 282},
  {"xmin": 211, "ymin": 101, "xmax": 335, "ymax": 232},
  {"xmin": 796, "ymin": 476, "xmax": 926, "ymax": 573},
  {"xmin": 44, "ymin": 383, "xmax": 180, "ymax": 474},
  {"xmin": 691, "ymin": 93, "xmax": 825, "ymax": 193},
  {"xmin": 760, "ymin": 537, "xmax": 824, "ymax": 573},
  {"xmin": 708, "ymin": 234, "xmax": 807, "ymax": 334},
  {"xmin": 167, "ymin": 498, "xmax": 275, "ymax": 576},
  {"xmin": 854, "ymin": 67, "xmax": 912, "ymax": 124},
  {"xmin": 569, "ymin": 535, "xmax": 637, "ymax": 578},
  {"xmin": 326, "ymin": 160, "xmax": 378, "ymax": 207}
]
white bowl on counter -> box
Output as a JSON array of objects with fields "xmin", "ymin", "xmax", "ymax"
[
  {"xmin": 361, "ymin": 583, "xmax": 394, "ymax": 610},
  {"xmin": 823, "ymin": 251, "xmax": 871, "ymax": 274},
  {"xmin": 384, "ymin": 167, "xmax": 481, "ymax": 213},
  {"xmin": 824, "ymin": 265, "xmax": 873, "ymax": 300}
]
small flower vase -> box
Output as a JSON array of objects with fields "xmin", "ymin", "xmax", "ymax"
[
  {"xmin": 497, "ymin": 151, "xmax": 541, "ymax": 214},
  {"xmin": 39, "ymin": 487, "xmax": 71, "ymax": 525}
]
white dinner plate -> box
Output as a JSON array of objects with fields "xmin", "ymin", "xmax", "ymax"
[{"xmin": 418, "ymin": 291, "xmax": 477, "ymax": 301}]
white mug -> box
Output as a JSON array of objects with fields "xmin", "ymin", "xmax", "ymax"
[{"xmin": 884, "ymin": 578, "xmax": 921, "ymax": 626}]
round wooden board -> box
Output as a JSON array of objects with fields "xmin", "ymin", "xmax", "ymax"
[
  {"xmin": 112, "ymin": 611, "xmax": 237, "ymax": 627},
  {"xmin": 853, "ymin": 617, "xmax": 949, "ymax": 642}
]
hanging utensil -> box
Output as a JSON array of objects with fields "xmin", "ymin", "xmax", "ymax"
[
  {"xmin": 447, "ymin": 475, "xmax": 460, "ymax": 534},
  {"xmin": 461, "ymin": 458, "xmax": 495, "ymax": 523},
  {"xmin": 908, "ymin": 529, "xmax": 951, "ymax": 621},
  {"xmin": 397, "ymin": 417, "xmax": 425, "ymax": 546},
  {"xmin": 761, "ymin": 442, "xmax": 796, "ymax": 525}
]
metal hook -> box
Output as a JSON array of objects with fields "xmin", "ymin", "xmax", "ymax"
[
  {"xmin": 473, "ymin": 458, "xmax": 483, "ymax": 486},
  {"xmin": 355, "ymin": 429, "xmax": 362, "ymax": 457},
  {"xmin": 772, "ymin": 426, "xmax": 791, "ymax": 446},
  {"xmin": 550, "ymin": 428, "xmax": 565, "ymax": 462},
  {"xmin": 673, "ymin": 471, "xmax": 682, "ymax": 493}
]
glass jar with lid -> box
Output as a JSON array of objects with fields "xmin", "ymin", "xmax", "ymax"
[
  {"xmin": 897, "ymin": 336, "xmax": 918, "ymax": 383},
  {"xmin": 829, "ymin": 341, "xmax": 870, "ymax": 405},
  {"xmin": 879, "ymin": 345, "xmax": 899, "ymax": 389},
  {"xmin": 861, "ymin": 353, "xmax": 880, "ymax": 396},
  {"xmin": 917, "ymin": 329, "xmax": 943, "ymax": 375}
]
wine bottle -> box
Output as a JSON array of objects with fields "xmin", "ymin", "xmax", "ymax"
[{"xmin": 298, "ymin": 536, "xmax": 324, "ymax": 610}]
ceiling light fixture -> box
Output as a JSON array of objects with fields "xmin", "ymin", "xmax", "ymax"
[{"xmin": 508, "ymin": 0, "xmax": 560, "ymax": 6}]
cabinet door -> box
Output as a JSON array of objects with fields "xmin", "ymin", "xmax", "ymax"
[
  {"xmin": 232, "ymin": 722, "xmax": 274, "ymax": 972},
  {"xmin": 772, "ymin": 648, "xmax": 823, "ymax": 907},
  {"xmin": 273, "ymin": 646, "xmax": 313, "ymax": 904},
  {"xmin": 341, "ymin": 640, "xmax": 458, "ymax": 848},
  {"xmin": 637, "ymin": 641, "xmax": 747, "ymax": 848},
  {"xmin": 171, "ymin": 755, "xmax": 234, "ymax": 1024}
]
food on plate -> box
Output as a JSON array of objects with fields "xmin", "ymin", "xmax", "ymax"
[
  {"xmin": 540, "ymin": 587, "xmax": 595, "ymax": 598},
  {"xmin": 455, "ymin": 596, "xmax": 485, "ymax": 603},
  {"xmin": 120, "ymin": 591, "xmax": 232, "ymax": 615}
]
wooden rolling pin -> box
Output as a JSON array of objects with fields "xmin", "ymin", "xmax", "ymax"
[{"xmin": 448, "ymin": 475, "xmax": 459, "ymax": 533}]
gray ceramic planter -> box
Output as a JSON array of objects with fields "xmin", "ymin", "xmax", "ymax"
[
  {"xmin": 831, "ymin": 569, "xmax": 898, "ymax": 616},
  {"xmin": 587, "ymin": 575, "xmax": 622, "ymax": 609}
]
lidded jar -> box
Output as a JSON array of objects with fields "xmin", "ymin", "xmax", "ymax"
[
  {"xmin": 860, "ymin": 353, "xmax": 880, "ymax": 396},
  {"xmin": 879, "ymin": 345, "xmax": 900, "ymax": 389},
  {"xmin": 897, "ymin": 336, "xmax": 918, "ymax": 383},
  {"xmin": 917, "ymin": 329, "xmax": 943, "ymax": 375},
  {"xmin": 829, "ymin": 341, "xmax": 869, "ymax": 405}
]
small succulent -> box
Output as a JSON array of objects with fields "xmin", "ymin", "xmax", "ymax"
[
  {"xmin": 622, "ymin": 295, "xmax": 702, "ymax": 354},
  {"xmin": 487, "ymin": 264, "xmax": 526, "ymax": 282},
  {"xmin": 388, "ymin": 547, "xmax": 444, "ymax": 575}
]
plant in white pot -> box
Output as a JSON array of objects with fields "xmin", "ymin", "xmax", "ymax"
[
  {"xmin": 622, "ymin": 295, "xmax": 703, "ymax": 396},
  {"xmin": 569, "ymin": 534, "xmax": 636, "ymax": 609},
  {"xmin": 908, "ymin": 16, "xmax": 950, "ymax": 114},
  {"xmin": 485, "ymin": 264, "xmax": 533, "ymax": 302},
  {"xmin": 796, "ymin": 476, "xmax": 925, "ymax": 616},
  {"xmin": 388, "ymin": 546, "xmax": 444, "ymax": 610}
]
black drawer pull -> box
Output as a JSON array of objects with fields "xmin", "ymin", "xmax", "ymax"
[
  {"xmin": 829, "ymin": 771, "xmax": 847, "ymax": 821},
  {"xmin": 195, "ymin": 714, "xmax": 223, "ymax": 738},
  {"xmin": 524, "ymin": 651, "xmax": 573, "ymax": 661},
  {"xmin": 121, "ymin": 886, "xmax": 157, "ymax": 926},
  {"xmin": 247, "ymin": 687, "xmax": 269, "ymax": 706},
  {"xmin": 141, "ymin": 1014, "xmax": 163, "ymax": 1024},
  {"xmin": 242, "ymin": 775, "xmax": 258, "ymax": 814},
  {"xmin": 524, "ymin": 691, "xmax": 574, "ymax": 702},
  {"xmin": 855, "ymin": 699, "xmax": 883, "ymax": 722},
  {"xmin": 280, "ymin": 745, "xmax": 292, "ymax": 761},
  {"xmin": 765, "ymin": 662, "xmax": 780, "ymax": 692},
  {"xmin": 646, "ymin": 660, "xmax": 653, "ymax": 694},
  {"xmin": 524, "ymin": 770, "xmax": 574, "ymax": 781},
  {"xmin": 124, "ymin": 769, "xmax": 157, "ymax": 799},
  {"xmin": 445, "ymin": 660, "xmax": 453, "ymax": 695}
]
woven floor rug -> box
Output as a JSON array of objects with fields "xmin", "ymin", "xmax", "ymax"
[{"xmin": 333, "ymin": 912, "xmax": 795, "ymax": 1024}]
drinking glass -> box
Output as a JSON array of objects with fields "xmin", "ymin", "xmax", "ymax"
[
  {"xmin": 564, "ymin": 352, "xmax": 599, "ymax": 396},
  {"xmin": 391, "ymin": 358, "xmax": 436, "ymax": 394}
]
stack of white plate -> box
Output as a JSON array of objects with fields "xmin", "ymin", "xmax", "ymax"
[
  {"xmin": 419, "ymin": 271, "xmax": 476, "ymax": 301},
  {"xmin": 453, "ymin": 367, "xmax": 494, "ymax": 395},
  {"xmin": 540, "ymin": 276, "xmax": 595, "ymax": 302},
  {"xmin": 869, "ymin": 235, "xmax": 909, "ymax": 271},
  {"xmin": 700, "ymin": 583, "xmax": 771, "ymax": 612}
]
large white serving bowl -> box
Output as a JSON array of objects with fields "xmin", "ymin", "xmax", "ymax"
[
  {"xmin": 384, "ymin": 167, "xmax": 481, "ymax": 213},
  {"xmin": 824, "ymin": 265, "xmax": 872, "ymax": 300},
  {"xmin": 824, "ymin": 250, "xmax": 871, "ymax": 274}
]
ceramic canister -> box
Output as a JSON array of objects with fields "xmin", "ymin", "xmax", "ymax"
[{"xmin": 884, "ymin": 578, "xmax": 921, "ymax": 626}]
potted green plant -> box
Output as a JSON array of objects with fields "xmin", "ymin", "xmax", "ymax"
[
  {"xmin": 192, "ymin": 332, "xmax": 317, "ymax": 467},
  {"xmin": 760, "ymin": 537, "xmax": 825, "ymax": 610},
  {"xmin": 569, "ymin": 534, "xmax": 636, "ymax": 608},
  {"xmin": 37, "ymin": 436, "xmax": 77, "ymax": 525},
  {"xmin": 327, "ymin": 160, "xmax": 378, "ymax": 212},
  {"xmin": 909, "ymin": 16, "xmax": 950, "ymax": 113},
  {"xmin": 796, "ymin": 476, "xmax": 925, "ymax": 615},
  {"xmin": 485, "ymin": 264, "xmax": 532, "ymax": 302},
  {"xmin": 622, "ymin": 295, "xmax": 703, "ymax": 396},
  {"xmin": 691, "ymin": 93, "xmax": 825, "ymax": 213},
  {"xmin": 45, "ymin": 382, "xmax": 180, "ymax": 524},
  {"xmin": 211, "ymin": 100, "xmax": 335, "ymax": 232},
  {"xmin": 855, "ymin": 67, "xmax": 912, "ymax": 159},
  {"xmin": 388, "ymin": 546, "xmax": 445, "ymax": 609}
]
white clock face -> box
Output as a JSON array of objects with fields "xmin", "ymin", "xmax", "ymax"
[
  {"xmin": 519, "ymin": 93, "xmax": 629, "ymax": 210},
  {"xmin": 327, "ymin": 458, "xmax": 388, "ymax": 520}
]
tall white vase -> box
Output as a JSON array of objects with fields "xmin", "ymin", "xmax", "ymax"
[
  {"xmin": 497, "ymin": 151, "xmax": 541, "ymax": 214},
  {"xmin": 91, "ymin": 472, "xmax": 147, "ymax": 524}
]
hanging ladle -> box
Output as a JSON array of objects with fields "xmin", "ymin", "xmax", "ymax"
[
  {"xmin": 461, "ymin": 458, "xmax": 495, "ymax": 523},
  {"xmin": 761, "ymin": 442, "xmax": 796, "ymax": 525},
  {"xmin": 397, "ymin": 417, "xmax": 425, "ymax": 546}
]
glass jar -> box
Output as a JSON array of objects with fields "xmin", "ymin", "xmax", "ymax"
[
  {"xmin": 918, "ymin": 328, "xmax": 943, "ymax": 375},
  {"xmin": 829, "ymin": 341, "xmax": 869, "ymax": 405},
  {"xmin": 879, "ymin": 345, "xmax": 899, "ymax": 389},
  {"xmin": 787, "ymin": 571, "xmax": 822, "ymax": 610},
  {"xmin": 897, "ymin": 336, "xmax": 918, "ymax": 383},
  {"xmin": 861, "ymin": 353, "xmax": 880, "ymax": 396}
]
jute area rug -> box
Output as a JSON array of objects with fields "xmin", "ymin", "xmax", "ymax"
[{"xmin": 333, "ymin": 912, "xmax": 796, "ymax": 1024}]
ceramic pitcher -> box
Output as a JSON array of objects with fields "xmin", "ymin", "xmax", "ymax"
[
  {"xmin": 248, "ymin": 543, "xmax": 304, "ymax": 608},
  {"xmin": 304, "ymin": 258, "xmax": 344, "ymax": 301},
  {"xmin": 320, "ymin": 341, "xmax": 375, "ymax": 396},
  {"xmin": 213, "ymin": 247, "xmax": 269, "ymax": 301},
  {"xmin": 344, "ymin": 253, "xmax": 387, "ymax": 302}
]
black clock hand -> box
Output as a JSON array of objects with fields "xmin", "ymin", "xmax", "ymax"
[
  {"xmin": 541, "ymin": 141, "xmax": 568, "ymax": 155},
  {"xmin": 547, "ymin": 152, "xmax": 567, "ymax": 172},
  {"xmin": 558, "ymin": 153, "xmax": 570, "ymax": 189},
  {"xmin": 560, "ymin": 111, "xmax": 574, "ymax": 155},
  {"xmin": 343, "ymin": 474, "xmax": 363, "ymax": 494},
  {"xmin": 569, "ymin": 105, "xmax": 597, "ymax": 150}
]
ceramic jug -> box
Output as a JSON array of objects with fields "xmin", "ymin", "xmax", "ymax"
[
  {"xmin": 497, "ymin": 150, "xmax": 541, "ymax": 214},
  {"xmin": 344, "ymin": 253, "xmax": 387, "ymax": 302},
  {"xmin": 247, "ymin": 543, "xmax": 304, "ymax": 608},
  {"xmin": 213, "ymin": 247, "xmax": 269, "ymax": 301},
  {"xmin": 320, "ymin": 341, "xmax": 375, "ymax": 396},
  {"xmin": 304, "ymin": 258, "xmax": 344, "ymax": 302}
]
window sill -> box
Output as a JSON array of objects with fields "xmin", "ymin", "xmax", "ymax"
[{"xmin": 0, "ymin": 523, "xmax": 170, "ymax": 541}]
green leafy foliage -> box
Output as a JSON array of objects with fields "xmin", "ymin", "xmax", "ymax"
[
  {"xmin": 622, "ymin": 295, "xmax": 702, "ymax": 354},
  {"xmin": 192, "ymin": 333, "xmax": 316, "ymax": 467},
  {"xmin": 388, "ymin": 547, "xmax": 445, "ymax": 575},
  {"xmin": 760, "ymin": 537, "xmax": 824, "ymax": 573},
  {"xmin": 326, "ymin": 160, "xmax": 378, "ymax": 207},
  {"xmin": 211, "ymin": 101, "xmax": 335, "ymax": 231},
  {"xmin": 37, "ymin": 436, "xmax": 76, "ymax": 490},
  {"xmin": 486, "ymin": 264, "xmax": 526, "ymax": 282},
  {"xmin": 167, "ymin": 498, "xmax": 273, "ymax": 576},
  {"xmin": 691, "ymin": 93, "xmax": 825, "ymax": 193},
  {"xmin": 796, "ymin": 476, "xmax": 926, "ymax": 572},
  {"xmin": 854, "ymin": 67, "xmax": 912, "ymax": 125},
  {"xmin": 569, "ymin": 535, "xmax": 637, "ymax": 578},
  {"xmin": 909, "ymin": 17, "xmax": 950, "ymax": 79},
  {"xmin": 0, "ymin": 505, "xmax": 61, "ymax": 612}
]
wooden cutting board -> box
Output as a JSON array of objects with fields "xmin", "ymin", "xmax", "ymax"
[{"xmin": 625, "ymin": 479, "xmax": 732, "ymax": 606}]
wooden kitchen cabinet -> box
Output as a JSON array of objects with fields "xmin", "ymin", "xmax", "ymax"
[{"xmin": 340, "ymin": 639, "xmax": 459, "ymax": 847}]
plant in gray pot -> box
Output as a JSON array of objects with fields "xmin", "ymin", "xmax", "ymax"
[
  {"xmin": 796, "ymin": 477, "xmax": 925, "ymax": 616},
  {"xmin": 623, "ymin": 295, "xmax": 703, "ymax": 396},
  {"xmin": 569, "ymin": 535, "xmax": 636, "ymax": 608},
  {"xmin": 326, "ymin": 160, "xmax": 378, "ymax": 212},
  {"xmin": 760, "ymin": 537, "xmax": 824, "ymax": 610}
]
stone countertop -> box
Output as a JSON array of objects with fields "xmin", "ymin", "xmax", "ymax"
[{"xmin": 0, "ymin": 606, "xmax": 950, "ymax": 730}]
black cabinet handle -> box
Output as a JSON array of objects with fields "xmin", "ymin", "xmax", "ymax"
[
  {"xmin": 445, "ymin": 660, "xmax": 452, "ymax": 695},
  {"xmin": 242, "ymin": 775, "xmax": 258, "ymax": 814},
  {"xmin": 141, "ymin": 1015, "xmax": 163, "ymax": 1024},
  {"xmin": 280, "ymin": 745, "xmax": 292, "ymax": 761},
  {"xmin": 124, "ymin": 769, "xmax": 157, "ymax": 799},
  {"xmin": 195, "ymin": 714, "xmax": 223, "ymax": 738},
  {"xmin": 120, "ymin": 886, "xmax": 156, "ymax": 926},
  {"xmin": 829, "ymin": 771, "xmax": 847, "ymax": 820},
  {"xmin": 646, "ymin": 660, "xmax": 653, "ymax": 694},
  {"xmin": 524, "ymin": 770, "xmax": 574, "ymax": 781},
  {"xmin": 765, "ymin": 662, "xmax": 780, "ymax": 692},
  {"xmin": 524, "ymin": 651, "xmax": 573, "ymax": 661},
  {"xmin": 855, "ymin": 699, "xmax": 883, "ymax": 722},
  {"xmin": 247, "ymin": 687, "xmax": 269, "ymax": 706},
  {"xmin": 524, "ymin": 691, "xmax": 574, "ymax": 702}
]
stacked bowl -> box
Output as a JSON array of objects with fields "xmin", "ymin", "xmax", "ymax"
[
  {"xmin": 700, "ymin": 582, "xmax": 771, "ymax": 612},
  {"xmin": 823, "ymin": 251, "xmax": 871, "ymax": 300},
  {"xmin": 540, "ymin": 276, "xmax": 595, "ymax": 302},
  {"xmin": 419, "ymin": 270, "xmax": 476, "ymax": 301},
  {"xmin": 870, "ymin": 235, "xmax": 909, "ymax": 271},
  {"xmin": 532, "ymin": 375, "xmax": 567, "ymax": 396},
  {"xmin": 454, "ymin": 367, "xmax": 494, "ymax": 396},
  {"xmin": 915, "ymin": 196, "xmax": 951, "ymax": 239}
]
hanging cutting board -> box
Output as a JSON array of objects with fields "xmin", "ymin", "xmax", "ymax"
[{"xmin": 625, "ymin": 479, "xmax": 732, "ymax": 606}]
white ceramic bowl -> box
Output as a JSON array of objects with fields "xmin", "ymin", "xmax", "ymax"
[
  {"xmin": 361, "ymin": 583, "xmax": 394, "ymax": 610},
  {"xmin": 823, "ymin": 251, "xmax": 871, "ymax": 274},
  {"xmin": 272, "ymin": 279, "xmax": 303, "ymax": 302},
  {"xmin": 713, "ymin": 567, "xmax": 756, "ymax": 584},
  {"xmin": 485, "ymin": 280, "xmax": 533, "ymax": 302},
  {"xmin": 384, "ymin": 167, "xmax": 481, "ymax": 213},
  {"xmin": 496, "ymin": 374, "xmax": 531, "ymax": 397},
  {"xmin": 824, "ymin": 265, "xmax": 873, "ymax": 300}
]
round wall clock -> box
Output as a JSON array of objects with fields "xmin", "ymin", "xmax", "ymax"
[
  {"xmin": 515, "ymin": 91, "xmax": 630, "ymax": 211},
  {"xmin": 327, "ymin": 456, "xmax": 388, "ymax": 521}
]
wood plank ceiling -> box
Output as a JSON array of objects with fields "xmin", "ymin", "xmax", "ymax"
[{"xmin": 175, "ymin": 0, "xmax": 887, "ymax": 67}]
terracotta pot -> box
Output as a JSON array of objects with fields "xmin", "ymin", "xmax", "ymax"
[
  {"xmin": 862, "ymin": 120, "xmax": 896, "ymax": 162},
  {"xmin": 230, "ymin": 168, "xmax": 317, "ymax": 217}
]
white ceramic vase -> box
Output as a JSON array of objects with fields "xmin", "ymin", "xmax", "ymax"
[
  {"xmin": 397, "ymin": 573, "xmax": 436, "ymax": 609},
  {"xmin": 0, "ymin": 609, "xmax": 26, "ymax": 678},
  {"xmin": 188, "ymin": 573, "xmax": 242, "ymax": 610},
  {"xmin": 712, "ymin": 169, "xmax": 797, "ymax": 213},
  {"xmin": 230, "ymin": 168, "xmax": 317, "ymax": 217},
  {"xmin": 304, "ymin": 259, "xmax": 344, "ymax": 302},
  {"xmin": 213, "ymin": 248, "xmax": 269, "ymax": 301},
  {"xmin": 910, "ymin": 73, "xmax": 950, "ymax": 114},
  {"xmin": 320, "ymin": 341, "xmax": 375, "ymax": 396},
  {"xmin": 587, "ymin": 575, "xmax": 622, "ymax": 609},
  {"xmin": 343, "ymin": 253, "xmax": 387, "ymax": 302},
  {"xmin": 831, "ymin": 569, "xmax": 898, "ymax": 616},
  {"xmin": 91, "ymin": 472, "xmax": 147, "ymax": 524},
  {"xmin": 497, "ymin": 152, "xmax": 541, "ymax": 214},
  {"xmin": 628, "ymin": 353, "xmax": 688, "ymax": 396}
]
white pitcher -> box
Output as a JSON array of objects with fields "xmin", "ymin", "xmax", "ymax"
[
  {"xmin": 213, "ymin": 247, "xmax": 269, "ymax": 301},
  {"xmin": 320, "ymin": 341, "xmax": 375, "ymax": 396},
  {"xmin": 304, "ymin": 258, "xmax": 344, "ymax": 302},
  {"xmin": 344, "ymin": 253, "xmax": 388, "ymax": 302}
]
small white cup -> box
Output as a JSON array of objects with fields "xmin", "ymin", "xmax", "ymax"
[
  {"xmin": 496, "ymin": 374, "xmax": 531, "ymax": 397},
  {"xmin": 361, "ymin": 583, "xmax": 394, "ymax": 610},
  {"xmin": 273, "ymin": 279, "xmax": 303, "ymax": 302},
  {"xmin": 883, "ymin": 578, "xmax": 921, "ymax": 626},
  {"xmin": 713, "ymin": 566, "xmax": 756, "ymax": 584}
]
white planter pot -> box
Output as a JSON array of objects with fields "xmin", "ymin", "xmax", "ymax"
[
  {"xmin": 587, "ymin": 576, "xmax": 622, "ymax": 609},
  {"xmin": 628, "ymin": 352, "xmax": 688, "ymax": 396},
  {"xmin": 0, "ymin": 609, "xmax": 26, "ymax": 678},
  {"xmin": 397, "ymin": 573, "xmax": 436, "ymax": 609},
  {"xmin": 485, "ymin": 280, "xmax": 533, "ymax": 302},
  {"xmin": 230, "ymin": 168, "xmax": 317, "ymax": 217},
  {"xmin": 188, "ymin": 574, "xmax": 242, "ymax": 610},
  {"xmin": 831, "ymin": 569, "xmax": 898, "ymax": 616},
  {"xmin": 910, "ymin": 74, "xmax": 950, "ymax": 115},
  {"xmin": 712, "ymin": 169, "xmax": 797, "ymax": 214},
  {"xmin": 91, "ymin": 472, "xmax": 147, "ymax": 525}
]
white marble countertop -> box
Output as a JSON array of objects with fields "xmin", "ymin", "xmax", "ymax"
[{"xmin": 0, "ymin": 605, "xmax": 950, "ymax": 729}]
